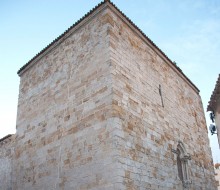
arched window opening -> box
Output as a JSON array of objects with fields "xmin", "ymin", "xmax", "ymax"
[
  {"xmin": 176, "ymin": 142, "xmax": 191, "ymax": 189},
  {"xmin": 177, "ymin": 149, "xmax": 183, "ymax": 181}
]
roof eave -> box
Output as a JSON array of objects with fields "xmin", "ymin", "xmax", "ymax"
[
  {"xmin": 107, "ymin": 2, "xmax": 199, "ymax": 93},
  {"xmin": 207, "ymin": 74, "xmax": 220, "ymax": 112},
  {"xmin": 17, "ymin": 0, "xmax": 200, "ymax": 94},
  {"xmin": 17, "ymin": 0, "xmax": 110, "ymax": 76}
]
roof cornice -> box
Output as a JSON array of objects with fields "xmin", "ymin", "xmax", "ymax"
[
  {"xmin": 17, "ymin": 0, "xmax": 110, "ymax": 76},
  {"xmin": 17, "ymin": 0, "xmax": 200, "ymax": 93},
  {"xmin": 106, "ymin": 2, "xmax": 199, "ymax": 93}
]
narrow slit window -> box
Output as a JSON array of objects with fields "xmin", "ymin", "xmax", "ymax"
[{"xmin": 159, "ymin": 84, "xmax": 164, "ymax": 107}]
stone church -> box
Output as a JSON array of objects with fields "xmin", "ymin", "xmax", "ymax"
[{"xmin": 0, "ymin": 0, "xmax": 217, "ymax": 189}]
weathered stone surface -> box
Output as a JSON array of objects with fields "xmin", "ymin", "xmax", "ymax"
[
  {"xmin": 14, "ymin": 8, "xmax": 118, "ymax": 190},
  {"xmin": 107, "ymin": 9, "xmax": 216, "ymax": 190},
  {"xmin": 0, "ymin": 135, "xmax": 15, "ymax": 190},
  {"xmin": 1, "ymin": 1, "xmax": 217, "ymax": 190}
]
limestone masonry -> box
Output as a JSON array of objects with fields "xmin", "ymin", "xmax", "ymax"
[{"xmin": 0, "ymin": 1, "xmax": 217, "ymax": 189}]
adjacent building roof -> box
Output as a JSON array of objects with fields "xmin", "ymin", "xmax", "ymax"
[
  {"xmin": 17, "ymin": 0, "xmax": 199, "ymax": 93},
  {"xmin": 207, "ymin": 74, "xmax": 220, "ymax": 112}
]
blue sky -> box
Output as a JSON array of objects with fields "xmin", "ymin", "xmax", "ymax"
[{"xmin": 0, "ymin": 0, "xmax": 219, "ymax": 162}]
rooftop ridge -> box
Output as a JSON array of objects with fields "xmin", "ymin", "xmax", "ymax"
[{"xmin": 17, "ymin": 0, "xmax": 199, "ymax": 93}]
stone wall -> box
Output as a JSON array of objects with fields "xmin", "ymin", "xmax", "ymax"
[
  {"xmin": 0, "ymin": 135, "xmax": 15, "ymax": 190},
  {"xmin": 215, "ymin": 167, "xmax": 220, "ymax": 190},
  {"xmin": 15, "ymin": 8, "xmax": 119, "ymax": 189},
  {"xmin": 107, "ymin": 8, "xmax": 216, "ymax": 190},
  {"xmin": 13, "ymin": 2, "xmax": 217, "ymax": 190}
]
